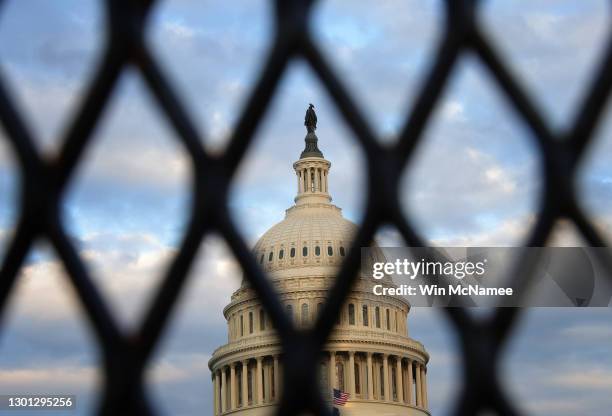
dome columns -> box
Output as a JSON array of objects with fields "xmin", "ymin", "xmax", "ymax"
[
  {"xmin": 293, "ymin": 158, "xmax": 332, "ymax": 205},
  {"xmin": 406, "ymin": 358, "xmax": 414, "ymax": 405},
  {"xmin": 221, "ymin": 368, "xmax": 227, "ymax": 413},
  {"xmin": 213, "ymin": 354, "xmax": 283, "ymax": 415},
  {"xmin": 241, "ymin": 360, "xmax": 248, "ymax": 408},
  {"xmin": 396, "ymin": 357, "xmax": 404, "ymax": 403},
  {"xmin": 382, "ymin": 354, "xmax": 390, "ymax": 401},
  {"xmin": 324, "ymin": 351, "xmax": 428, "ymax": 410},
  {"xmin": 212, "ymin": 352, "xmax": 428, "ymax": 415},
  {"xmin": 367, "ymin": 352, "xmax": 375, "ymax": 399},
  {"xmin": 348, "ymin": 351, "xmax": 356, "ymax": 396}
]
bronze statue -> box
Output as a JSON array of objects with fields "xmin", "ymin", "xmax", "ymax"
[{"xmin": 304, "ymin": 103, "xmax": 317, "ymax": 132}]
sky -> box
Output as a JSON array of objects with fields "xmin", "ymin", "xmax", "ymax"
[{"xmin": 0, "ymin": 1, "xmax": 611, "ymax": 415}]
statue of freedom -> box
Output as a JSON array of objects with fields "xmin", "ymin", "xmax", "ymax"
[{"xmin": 304, "ymin": 103, "xmax": 317, "ymax": 133}]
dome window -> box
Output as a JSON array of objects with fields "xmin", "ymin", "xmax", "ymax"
[
  {"xmin": 279, "ymin": 249, "xmax": 284, "ymax": 260},
  {"xmin": 268, "ymin": 251, "xmax": 273, "ymax": 262},
  {"xmin": 259, "ymin": 309, "xmax": 265, "ymax": 331},
  {"xmin": 327, "ymin": 246, "xmax": 333, "ymax": 256},
  {"xmin": 286, "ymin": 304, "xmax": 293, "ymax": 321},
  {"xmin": 303, "ymin": 247, "xmax": 308, "ymax": 257},
  {"xmin": 290, "ymin": 247, "xmax": 296, "ymax": 258},
  {"xmin": 348, "ymin": 304, "xmax": 355, "ymax": 325},
  {"xmin": 386, "ymin": 309, "xmax": 390, "ymax": 330},
  {"xmin": 315, "ymin": 246, "xmax": 321, "ymax": 256},
  {"xmin": 301, "ymin": 303, "xmax": 309, "ymax": 326},
  {"xmin": 339, "ymin": 246, "xmax": 346, "ymax": 256}
]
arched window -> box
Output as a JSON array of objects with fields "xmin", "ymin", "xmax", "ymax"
[
  {"xmin": 375, "ymin": 306, "xmax": 381, "ymax": 328},
  {"xmin": 268, "ymin": 251, "xmax": 273, "ymax": 262},
  {"xmin": 327, "ymin": 246, "xmax": 333, "ymax": 256},
  {"xmin": 249, "ymin": 311, "xmax": 253, "ymax": 334},
  {"xmin": 336, "ymin": 362, "xmax": 345, "ymax": 391},
  {"xmin": 301, "ymin": 303, "xmax": 309, "ymax": 326},
  {"xmin": 286, "ymin": 304, "xmax": 293, "ymax": 321},
  {"xmin": 290, "ymin": 247, "xmax": 296, "ymax": 258},
  {"xmin": 362, "ymin": 305, "xmax": 369, "ymax": 326},
  {"xmin": 348, "ymin": 304, "xmax": 355, "ymax": 325},
  {"xmin": 315, "ymin": 246, "xmax": 321, "ymax": 256},
  {"xmin": 339, "ymin": 246, "xmax": 346, "ymax": 256},
  {"xmin": 386, "ymin": 309, "xmax": 390, "ymax": 330},
  {"xmin": 303, "ymin": 246, "xmax": 308, "ymax": 257},
  {"xmin": 279, "ymin": 249, "xmax": 284, "ymax": 260},
  {"xmin": 240, "ymin": 315, "xmax": 244, "ymax": 337},
  {"xmin": 355, "ymin": 362, "xmax": 361, "ymax": 395},
  {"xmin": 259, "ymin": 309, "xmax": 265, "ymax": 331}
]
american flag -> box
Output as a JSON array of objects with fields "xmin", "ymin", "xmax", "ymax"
[{"xmin": 333, "ymin": 388, "xmax": 349, "ymax": 406}]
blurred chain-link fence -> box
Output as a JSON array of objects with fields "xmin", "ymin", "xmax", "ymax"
[{"xmin": 1, "ymin": 1, "xmax": 611, "ymax": 415}]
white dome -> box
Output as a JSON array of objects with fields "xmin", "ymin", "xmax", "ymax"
[
  {"xmin": 253, "ymin": 202, "xmax": 356, "ymax": 278},
  {"xmin": 211, "ymin": 108, "xmax": 430, "ymax": 416}
]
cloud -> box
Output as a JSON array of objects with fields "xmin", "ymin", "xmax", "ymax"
[
  {"xmin": 550, "ymin": 368, "xmax": 612, "ymax": 390},
  {"xmin": 560, "ymin": 323, "xmax": 612, "ymax": 341},
  {"xmin": 481, "ymin": 0, "xmax": 609, "ymax": 128},
  {"xmin": 0, "ymin": 365, "xmax": 98, "ymax": 390},
  {"xmin": 162, "ymin": 20, "xmax": 200, "ymax": 40},
  {"xmin": 148, "ymin": 353, "xmax": 212, "ymax": 384},
  {"xmin": 526, "ymin": 398, "xmax": 584, "ymax": 414},
  {"xmin": 0, "ymin": 2, "xmax": 611, "ymax": 416}
]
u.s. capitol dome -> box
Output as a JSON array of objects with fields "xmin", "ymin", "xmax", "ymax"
[{"xmin": 209, "ymin": 106, "xmax": 430, "ymax": 416}]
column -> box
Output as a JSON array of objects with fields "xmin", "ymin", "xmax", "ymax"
[
  {"xmin": 382, "ymin": 354, "xmax": 389, "ymax": 401},
  {"xmin": 415, "ymin": 362, "xmax": 422, "ymax": 407},
  {"xmin": 422, "ymin": 366, "xmax": 428, "ymax": 409},
  {"xmin": 314, "ymin": 168, "xmax": 319, "ymax": 191},
  {"xmin": 265, "ymin": 361, "xmax": 272, "ymax": 402},
  {"xmin": 214, "ymin": 372, "xmax": 220, "ymax": 415},
  {"xmin": 230, "ymin": 363, "xmax": 237, "ymax": 410},
  {"xmin": 396, "ymin": 357, "xmax": 403, "ymax": 403},
  {"xmin": 407, "ymin": 359, "xmax": 413, "ymax": 405},
  {"xmin": 329, "ymin": 351, "xmax": 336, "ymax": 390},
  {"xmin": 348, "ymin": 351, "xmax": 356, "ymax": 396},
  {"xmin": 307, "ymin": 168, "xmax": 311, "ymax": 192},
  {"xmin": 366, "ymin": 353, "xmax": 374, "ymax": 400},
  {"xmin": 221, "ymin": 368, "xmax": 227, "ymax": 413},
  {"xmin": 298, "ymin": 171, "xmax": 303, "ymax": 193},
  {"xmin": 273, "ymin": 355, "xmax": 280, "ymax": 402},
  {"xmin": 256, "ymin": 357, "xmax": 263, "ymax": 404},
  {"xmin": 241, "ymin": 360, "xmax": 248, "ymax": 407}
]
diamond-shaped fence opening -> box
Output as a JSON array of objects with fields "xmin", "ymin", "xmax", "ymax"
[{"xmin": 0, "ymin": 1, "xmax": 611, "ymax": 416}]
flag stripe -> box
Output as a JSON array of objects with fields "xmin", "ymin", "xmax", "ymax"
[{"xmin": 333, "ymin": 388, "xmax": 350, "ymax": 406}]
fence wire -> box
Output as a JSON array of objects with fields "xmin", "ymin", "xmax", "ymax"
[{"xmin": 1, "ymin": 0, "xmax": 612, "ymax": 415}]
